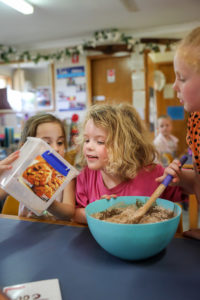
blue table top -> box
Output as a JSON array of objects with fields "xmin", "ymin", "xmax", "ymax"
[{"xmin": 0, "ymin": 217, "xmax": 200, "ymax": 300}]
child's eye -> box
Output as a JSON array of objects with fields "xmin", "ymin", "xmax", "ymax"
[
  {"xmin": 43, "ymin": 139, "xmax": 51, "ymax": 145},
  {"xmin": 97, "ymin": 141, "xmax": 105, "ymax": 145},
  {"xmin": 58, "ymin": 141, "xmax": 64, "ymax": 146},
  {"xmin": 84, "ymin": 139, "xmax": 89, "ymax": 143},
  {"xmin": 177, "ymin": 75, "xmax": 185, "ymax": 82}
]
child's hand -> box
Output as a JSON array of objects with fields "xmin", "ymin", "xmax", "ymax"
[
  {"xmin": 183, "ymin": 229, "xmax": 200, "ymax": 240},
  {"xmin": 156, "ymin": 159, "xmax": 182, "ymax": 185},
  {"xmin": 100, "ymin": 194, "xmax": 117, "ymax": 200},
  {"xmin": 0, "ymin": 150, "xmax": 20, "ymax": 174}
]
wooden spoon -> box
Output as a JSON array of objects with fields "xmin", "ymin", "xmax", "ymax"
[{"xmin": 129, "ymin": 155, "xmax": 188, "ymax": 224}]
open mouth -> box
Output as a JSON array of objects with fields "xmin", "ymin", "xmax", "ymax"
[{"xmin": 87, "ymin": 155, "xmax": 98, "ymax": 159}]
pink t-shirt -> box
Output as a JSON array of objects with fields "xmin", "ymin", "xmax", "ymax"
[{"xmin": 76, "ymin": 164, "xmax": 184, "ymax": 208}]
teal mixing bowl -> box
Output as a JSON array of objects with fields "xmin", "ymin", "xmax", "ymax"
[{"xmin": 85, "ymin": 196, "xmax": 181, "ymax": 261}]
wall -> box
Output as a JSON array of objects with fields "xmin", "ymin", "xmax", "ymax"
[
  {"xmin": 0, "ymin": 50, "xmax": 180, "ymax": 147},
  {"xmin": 54, "ymin": 55, "xmax": 88, "ymax": 125},
  {"xmin": 130, "ymin": 53, "xmax": 145, "ymax": 119}
]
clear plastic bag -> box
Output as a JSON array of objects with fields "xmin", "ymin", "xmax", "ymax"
[{"xmin": 0, "ymin": 137, "xmax": 79, "ymax": 216}]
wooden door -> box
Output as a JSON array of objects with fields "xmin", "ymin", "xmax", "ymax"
[
  {"xmin": 147, "ymin": 56, "xmax": 188, "ymax": 156},
  {"xmin": 87, "ymin": 55, "xmax": 132, "ymax": 105}
]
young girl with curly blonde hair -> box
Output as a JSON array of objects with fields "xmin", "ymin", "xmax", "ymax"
[{"xmin": 74, "ymin": 103, "xmax": 185, "ymax": 224}]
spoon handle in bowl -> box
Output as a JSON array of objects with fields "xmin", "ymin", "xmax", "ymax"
[{"xmin": 130, "ymin": 155, "xmax": 188, "ymax": 223}]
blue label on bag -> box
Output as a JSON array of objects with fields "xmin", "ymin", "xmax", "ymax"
[{"xmin": 42, "ymin": 151, "xmax": 70, "ymax": 176}]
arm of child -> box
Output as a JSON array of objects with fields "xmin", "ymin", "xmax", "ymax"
[
  {"xmin": 0, "ymin": 150, "xmax": 20, "ymax": 174},
  {"xmin": 73, "ymin": 207, "xmax": 87, "ymax": 224},
  {"xmin": 0, "ymin": 151, "xmax": 20, "ymax": 201},
  {"xmin": 156, "ymin": 158, "xmax": 197, "ymax": 195},
  {"xmin": 47, "ymin": 178, "xmax": 76, "ymax": 220},
  {"xmin": 73, "ymin": 194, "xmax": 118, "ymax": 224}
]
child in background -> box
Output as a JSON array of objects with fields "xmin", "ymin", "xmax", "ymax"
[
  {"xmin": 154, "ymin": 115, "xmax": 179, "ymax": 165},
  {"xmin": 156, "ymin": 27, "xmax": 200, "ymax": 239},
  {"xmin": 73, "ymin": 103, "xmax": 186, "ymax": 224},
  {"xmin": 0, "ymin": 113, "xmax": 75, "ymax": 220}
]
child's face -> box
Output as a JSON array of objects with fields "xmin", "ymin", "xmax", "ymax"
[
  {"xmin": 173, "ymin": 53, "xmax": 200, "ymax": 112},
  {"xmin": 158, "ymin": 118, "xmax": 172, "ymax": 137},
  {"xmin": 83, "ymin": 119, "xmax": 108, "ymax": 170},
  {"xmin": 36, "ymin": 122, "xmax": 65, "ymax": 157}
]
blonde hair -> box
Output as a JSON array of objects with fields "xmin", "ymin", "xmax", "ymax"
[
  {"xmin": 176, "ymin": 26, "xmax": 200, "ymax": 73},
  {"xmin": 157, "ymin": 114, "xmax": 172, "ymax": 125},
  {"xmin": 78, "ymin": 103, "xmax": 157, "ymax": 180},
  {"xmin": 19, "ymin": 113, "xmax": 67, "ymax": 149}
]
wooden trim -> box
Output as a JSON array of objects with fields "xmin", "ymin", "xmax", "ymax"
[
  {"xmin": 86, "ymin": 56, "xmax": 92, "ymax": 106},
  {"xmin": 0, "ymin": 213, "xmax": 87, "ymax": 228},
  {"xmin": 144, "ymin": 50, "xmax": 150, "ymax": 125}
]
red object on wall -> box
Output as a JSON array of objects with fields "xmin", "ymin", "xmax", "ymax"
[
  {"xmin": 69, "ymin": 114, "xmax": 79, "ymax": 147},
  {"xmin": 71, "ymin": 53, "xmax": 79, "ymax": 64}
]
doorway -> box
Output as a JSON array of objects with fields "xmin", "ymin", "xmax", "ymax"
[
  {"xmin": 146, "ymin": 55, "xmax": 188, "ymax": 155},
  {"xmin": 87, "ymin": 55, "xmax": 132, "ymax": 105}
]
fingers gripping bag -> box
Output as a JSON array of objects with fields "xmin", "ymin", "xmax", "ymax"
[{"xmin": 0, "ymin": 137, "xmax": 79, "ymax": 216}]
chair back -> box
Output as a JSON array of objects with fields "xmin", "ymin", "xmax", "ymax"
[
  {"xmin": 189, "ymin": 194, "xmax": 199, "ymax": 229},
  {"xmin": 1, "ymin": 195, "xmax": 19, "ymax": 215}
]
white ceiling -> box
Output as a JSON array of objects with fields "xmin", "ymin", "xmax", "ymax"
[{"xmin": 0, "ymin": 0, "xmax": 200, "ymax": 51}]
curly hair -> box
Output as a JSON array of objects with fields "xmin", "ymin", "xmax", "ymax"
[
  {"xmin": 19, "ymin": 113, "xmax": 67, "ymax": 149},
  {"xmin": 77, "ymin": 103, "xmax": 157, "ymax": 180},
  {"xmin": 176, "ymin": 26, "xmax": 200, "ymax": 73}
]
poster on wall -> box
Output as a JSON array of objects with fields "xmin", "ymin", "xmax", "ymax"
[
  {"xmin": 36, "ymin": 86, "xmax": 52, "ymax": 109},
  {"xmin": 56, "ymin": 66, "xmax": 86, "ymax": 111}
]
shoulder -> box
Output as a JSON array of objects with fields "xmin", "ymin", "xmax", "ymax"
[
  {"xmin": 77, "ymin": 166, "xmax": 99, "ymax": 182},
  {"xmin": 188, "ymin": 112, "xmax": 200, "ymax": 127},
  {"xmin": 170, "ymin": 134, "xmax": 179, "ymax": 143},
  {"xmin": 154, "ymin": 133, "xmax": 164, "ymax": 144},
  {"xmin": 140, "ymin": 163, "xmax": 164, "ymax": 177}
]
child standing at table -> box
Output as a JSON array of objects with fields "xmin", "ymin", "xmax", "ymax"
[
  {"xmin": 154, "ymin": 115, "xmax": 179, "ymax": 165},
  {"xmin": 74, "ymin": 103, "xmax": 186, "ymax": 224},
  {"xmin": 0, "ymin": 113, "xmax": 76, "ymax": 220},
  {"xmin": 156, "ymin": 27, "xmax": 200, "ymax": 239}
]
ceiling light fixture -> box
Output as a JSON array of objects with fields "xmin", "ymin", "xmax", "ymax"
[{"xmin": 0, "ymin": 0, "xmax": 34, "ymax": 15}]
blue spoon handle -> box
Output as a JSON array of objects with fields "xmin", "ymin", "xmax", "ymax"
[{"xmin": 162, "ymin": 155, "xmax": 188, "ymax": 187}]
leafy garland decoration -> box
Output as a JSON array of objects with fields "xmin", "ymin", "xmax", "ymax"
[{"xmin": 0, "ymin": 28, "xmax": 162, "ymax": 64}]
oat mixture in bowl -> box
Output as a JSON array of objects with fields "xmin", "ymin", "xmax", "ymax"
[{"xmin": 92, "ymin": 200, "xmax": 174, "ymax": 224}]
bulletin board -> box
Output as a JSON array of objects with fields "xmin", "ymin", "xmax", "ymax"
[{"xmin": 56, "ymin": 66, "xmax": 87, "ymax": 111}]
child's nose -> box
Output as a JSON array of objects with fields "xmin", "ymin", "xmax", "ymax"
[
  {"xmin": 86, "ymin": 140, "xmax": 94, "ymax": 149},
  {"xmin": 52, "ymin": 142, "xmax": 59, "ymax": 152},
  {"xmin": 173, "ymin": 79, "xmax": 179, "ymax": 92}
]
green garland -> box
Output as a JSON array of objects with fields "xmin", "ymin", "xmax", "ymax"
[{"xmin": 0, "ymin": 28, "xmax": 163, "ymax": 64}]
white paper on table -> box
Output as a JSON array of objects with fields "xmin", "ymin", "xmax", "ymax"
[{"xmin": 3, "ymin": 278, "xmax": 62, "ymax": 300}]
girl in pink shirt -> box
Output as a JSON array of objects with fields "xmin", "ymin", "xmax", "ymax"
[{"xmin": 74, "ymin": 103, "xmax": 186, "ymax": 224}]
